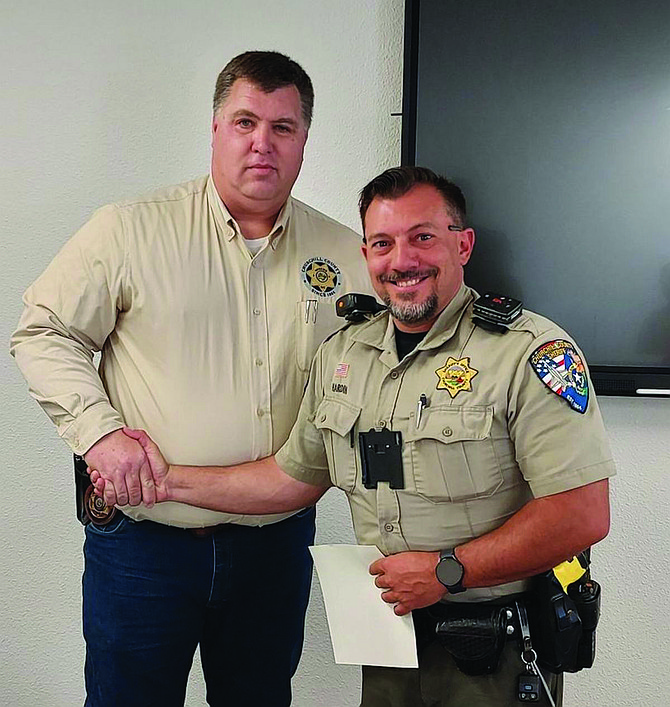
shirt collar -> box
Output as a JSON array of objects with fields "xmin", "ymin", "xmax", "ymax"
[
  {"xmin": 350, "ymin": 283, "xmax": 476, "ymax": 354},
  {"xmin": 206, "ymin": 174, "xmax": 292, "ymax": 246}
]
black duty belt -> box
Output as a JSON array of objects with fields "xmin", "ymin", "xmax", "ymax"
[{"xmin": 413, "ymin": 596, "xmax": 528, "ymax": 676}]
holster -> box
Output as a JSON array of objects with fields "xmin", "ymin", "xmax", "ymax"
[
  {"xmin": 529, "ymin": 555, "xmax": 602, "ymax": 673},
  {"xmin": 74, "ymin": 454, "xmax": 91, "ymax": 525},
  {"xmin": 431, "ymin": 603, "xmax": 511, "ymax": 676}
]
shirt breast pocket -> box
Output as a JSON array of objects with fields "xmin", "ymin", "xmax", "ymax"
[
  {"xmin": 405, "ymin": 406, "xmax": 502, "ymax": 502},
  {"xmin": 313, "ymin": 397, "xmax": 361, "ymax": 493},
  {"xmin": 295, "ymin": 299, "xmax": 338, "ymax": 372}
]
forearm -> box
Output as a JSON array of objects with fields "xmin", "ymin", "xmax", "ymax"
[
  {"xmin": 457, "ymin": 479, "xmax": 610, "ymax": 588},
  {"xmin": 11, "ymin": 207, "xmax": 127, "ymax": 452},
  {"xmin": 11, "ymin": 324, "xmax": 123, "ymax": 453},
  {"xmin": 165, "ymin": 456, "xmax": 328, "ymax": 514}
]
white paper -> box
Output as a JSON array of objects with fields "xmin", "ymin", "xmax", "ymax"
[{"xmin": 309, "ymin": 544, "xmax": 419, "ymax": 668}]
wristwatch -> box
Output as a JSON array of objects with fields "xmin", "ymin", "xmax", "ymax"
[{"xmin": 435, "ymin": 548, "xmax": 466, "ymax": 594}]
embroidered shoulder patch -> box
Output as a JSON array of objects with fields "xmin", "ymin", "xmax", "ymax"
[
  {"xmin": 435, "ymin": 357, "xmax": 478, "ymax": 398},
  {"xmin": 529, "ymin": 340, "xmax": 589, "ymax": 413}
]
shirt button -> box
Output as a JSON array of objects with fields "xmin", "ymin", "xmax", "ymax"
[
  {"xmin": 253, "ymin": 308, "xmax": 261, "ymax": 316},
  {"xmin": 255, "ymin": 358, "xmax": 263, "ymax": 366},
  {"xmin": 257, "ymin": 408, "xmax": 265, "ymax": 418},
  {"xmin": 319, "ymin": 414, "xmax": 327, "ymax": 423},
  {"xmin": 442, "ymin": 427, "xmax": 453, "ymax": 437},
  {"xmin": 390, "ymin": 371, "xmax": 399, "ymax": 380},
  {"xmin": 384, "ymin": 523, "xmax": 394, "ymax": 532},
  {"xmin": 378, "ymin": 420, "xmax": 387, "ymax": 428}
]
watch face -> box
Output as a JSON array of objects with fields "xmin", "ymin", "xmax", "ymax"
[{"xmin": 437, "ymin": 556, "xmax": 464, "ymax": 587}]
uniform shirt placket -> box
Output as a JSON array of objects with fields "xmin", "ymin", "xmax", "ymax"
[
  {"xmin": 374, "ymin": 352, "xmax": 411, "ymax": 556},
  {"xmin": 247, "ymin": 248, "xmax": 273, "ymax": 459}
]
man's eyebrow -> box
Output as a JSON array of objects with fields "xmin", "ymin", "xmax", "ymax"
[
  {"xmin": 367, "ymin": 222, "xmax": 437, "ymax": 239},
  {"xmin": 273, "ymin": 117, "xmax": 300, "ymax": 125},
  {"xmin": 230, "ymin": 109, "xmax": 299, "ymax": 126},
  {"xmin": 230, "ymin": 109, "xmax": 259, "ymax": 120},
  {"xmin": 407, "ymin": 221, "xmax": 438, "ymax": 231}
]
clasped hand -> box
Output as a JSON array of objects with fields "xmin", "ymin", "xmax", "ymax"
[
  {"xmin": 87, "ymin": 428, "xmax": 169, "ymax": 507},
  {"xmin": 88, "ymin": 432, "xmax": 447, "ymax": 617}
]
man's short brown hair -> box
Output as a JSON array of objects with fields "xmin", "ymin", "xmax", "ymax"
[
  {"xmin": 213, "ymin": 51, "xmax": 314, "ymax": 128},
  {"xmin": 359, "ymin": 166, "xmax": 467, "ymax": 232}
]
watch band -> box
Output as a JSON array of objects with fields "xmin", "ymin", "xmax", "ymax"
[{"xmin": 435, "ymin": 548, "xmax": 466, "ymax": 594}]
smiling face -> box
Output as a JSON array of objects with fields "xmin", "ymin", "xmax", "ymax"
[
  {"xmin": 362, "ymin": 184, "xmax": 475, "ymax": 332},
  {"xmin": 210, "ymin": 78, "xmax": 308, "ymax": 219}
]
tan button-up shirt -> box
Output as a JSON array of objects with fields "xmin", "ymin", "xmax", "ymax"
[
  {"xmin": 11, "ymin": 175, "xmax": 372, "ymax": 527},
  {"xmin": 276, "ymin": 285, "xmax": 616, "ymax": 601}
]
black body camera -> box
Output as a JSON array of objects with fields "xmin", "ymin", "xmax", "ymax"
[
  {"xmin": 358, "ymin": 428, "xmax": 404, "ymax": 489},
  {"xmin": 336, "ymin": 293, "xmax": 386, "ymax": 322}
]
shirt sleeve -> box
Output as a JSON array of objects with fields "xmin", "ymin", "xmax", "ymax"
[
  {"xmin": 275, "ymin": 343, "xmax": 333, "ymax": 488},
  {"xmin": 507, "ymin": 328, "xmax": 616, "ymax": 497},
  {"xmin": 9, "ymin": 205, "xmax": 129, "ymax": 454}
]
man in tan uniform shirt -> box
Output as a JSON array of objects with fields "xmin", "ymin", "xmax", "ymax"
[
  {"xmin": 92, "ymin": 167, "xmax": 614, "ymax": 706},
  {"xmin": 10, "ymin": 52, "xmax": 371, "ymax": 707}
]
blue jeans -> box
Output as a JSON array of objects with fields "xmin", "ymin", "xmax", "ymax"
[{"xmin": 82, "ymin": 508, "xmax": 315, "ymax": 707}]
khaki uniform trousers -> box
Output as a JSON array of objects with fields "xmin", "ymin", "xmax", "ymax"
[{"xmin": 361, "ymin": 638, "xmax": 563, "ymax": 707}]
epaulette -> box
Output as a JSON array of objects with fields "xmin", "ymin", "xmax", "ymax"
[{"xmin": 472, "ymin": 292, "xmax": 523, "ymax": 334}]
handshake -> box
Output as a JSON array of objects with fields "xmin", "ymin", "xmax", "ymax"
[{"xmin": 86, "ymin": 427, "xmax": 171, "ymax": 508}]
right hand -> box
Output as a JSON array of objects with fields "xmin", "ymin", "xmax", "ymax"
[
  {"xmin": 122, "ymin": 427, "xmax": 170, "ymax": 502},
  {"xmin": 84, "ymin": 428, "xmax": 156, "ymax": 508}
]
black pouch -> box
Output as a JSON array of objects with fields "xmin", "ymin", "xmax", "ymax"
[
  {"xmin": 433, "ymin": 604, "xmax": 509, "ymax": 676},
  {"xmin": 570, "ymin": 578, "xmax": 601, "ymax": 670}
]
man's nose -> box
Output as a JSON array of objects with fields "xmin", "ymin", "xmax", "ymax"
[
  {"xmin": 252, "ymin": 124, "xmax": 273, "ymax": 154},
  {"xmin": 390, "ymin": 239, "xmax": 419, "ymax": 271}
]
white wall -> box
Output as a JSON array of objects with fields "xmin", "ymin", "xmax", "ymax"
[{"xmin": 1, "ymin": 2, "xmax": 667, "ymax": 706}]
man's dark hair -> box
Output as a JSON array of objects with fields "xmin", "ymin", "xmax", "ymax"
[
  {"xmin": 359, "ymin": 166, "xmax": 467, "ymax": 231},
  {"xmin": 213, "ymin": 51, "xmax": 314, "ymax": 128}
]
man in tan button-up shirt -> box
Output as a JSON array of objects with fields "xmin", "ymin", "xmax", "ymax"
[
  {"xmin": 94, "ymin": 166, "xmax": 614, "ymax": 706},
  {"xmin": 11, "ymin": 52, "xmax": 371, "ymax": 707}
]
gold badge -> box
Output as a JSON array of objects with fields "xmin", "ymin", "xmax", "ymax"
[
  {"xmin": 84, "ymin": 484, "xmax": 117, "ymax": 525},
  {"xmin": 301, "ymin": 257, "xmax": 341, "ymax": 297},
  {"xmin": 435, "ymin": 357, "xmax": 478, "ymax": 398}
]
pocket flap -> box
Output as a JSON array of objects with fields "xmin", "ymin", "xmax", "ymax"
[
  {"xmin": 313, "ymin": 398, "xmax": 362, "ymax": 437},
  {"xmin": 406, "ymin": 406, "xmax": 493, "ymax": 443}
]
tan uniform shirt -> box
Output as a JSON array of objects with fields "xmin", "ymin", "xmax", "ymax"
[
  {"xmin": 11, "ymin": 175, "xmax": 372, "ymax": 527},
  {"xmin": 276, "ymin": 285, "xmax": 616, "ymax": 601}
]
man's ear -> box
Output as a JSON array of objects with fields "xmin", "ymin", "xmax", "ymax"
[
  {"xmin": 211, "ymin": 114, "xmax": 220, "ymax": 146},
  {"xmin": 458, "ymin": 228, "xmax": 476, "ymax": 266}
]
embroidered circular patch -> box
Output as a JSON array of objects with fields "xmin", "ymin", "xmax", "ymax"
[
  {"xmin": 529, "ymin": 339, "xmax": 589, "ymax": 413},
  {"xmin": 301, "ymin": 257, "xmax": 342, "ymax": 297}
]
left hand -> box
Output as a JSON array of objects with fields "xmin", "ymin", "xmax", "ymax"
[
  {"xmin": 88, "ymin": 427, "xmax": 172, "ymax": 506},
  {"xmin": 369, "ymin": 551, "xmax": 446, "ymax": 616}
]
